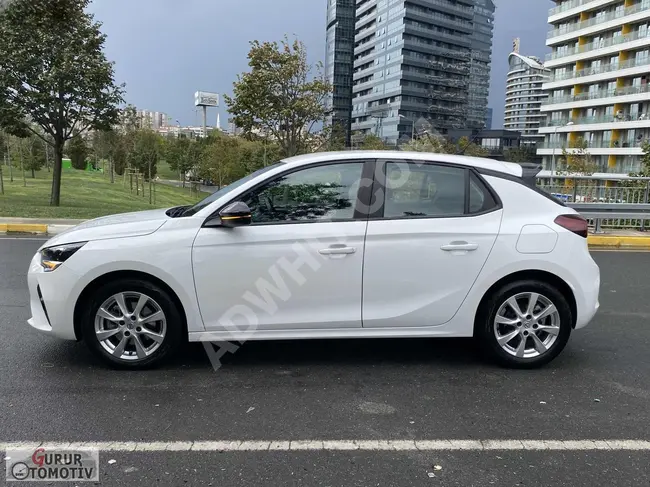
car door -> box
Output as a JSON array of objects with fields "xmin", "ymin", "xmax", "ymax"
[
  {"xmin": 192, "ymin": 160, "xmax": 371, "ymax": 332},
  {"xmin": 362, "ymin": 159, "xmax": 503, "ymax": 328}
]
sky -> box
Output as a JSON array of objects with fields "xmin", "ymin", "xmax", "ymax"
[{"xmin": 88, "ymin": 0, "xmax": 553, "ymax": 130}]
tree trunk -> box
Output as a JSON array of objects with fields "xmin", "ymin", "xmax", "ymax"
[
  {"xmin": 45, "ymin": 144, "xmax": 50, "ymax": 172},
  {"xmin": 50, "ymin": 142, "xmax": 63, "ymax": 206},
  {"xmin": 0, "ymin": 160, "xmax": 4, "ymax": 195},
  {"xmin": 20, "ymin": 148, "xmax": 26, "ymax": 187},
  {"xmin": 110, "ymin": 157, "xmax": 115, "ymax": 183},
  {"xmin": 9, "ymin": 152, "xmax": 13, "ymax": 182},
  {"xmin": 149, "ymin": 161, "xmax": 152, "ymax": 205},
  {"xmin": 31, "ymin": 168, "xmax": 35, "ymax": 178}
]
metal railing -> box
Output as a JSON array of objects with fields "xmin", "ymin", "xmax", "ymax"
[
  {"xmin": 542, "ymin": 83, "xmax": 650, "ymax": 106},
  {"xmin": 540, "ymin": 112, "xmax": 650, "ymax": 127},
  {"xmin": 546, "ymin": 29, "xmax": 650, "ymax": 62},
  {"xmin": 537, "ymin": 175, "xmax": 650, "ymax": 230},
  {"xmin": 549, "ymin": 0, "xmax": 603, "ymax": 17},
  {"xmin": 548, "ymin": 56, "xmax": 650, "ymax": 82},
  {"xmin": 547, "ymin": 2, "xmax": 650, "ymax": 39}
]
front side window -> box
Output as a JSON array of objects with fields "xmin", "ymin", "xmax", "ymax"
[{"xmin": 241, "ymin": 162, "xmax": 365, "ymax": 224}]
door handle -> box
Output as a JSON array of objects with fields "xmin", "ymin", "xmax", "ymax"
[
  {"xmin": 440, "ymin": 242, "xmax": 479, "ymax": 252},
  {"xmin": 318, "ymin": 246, "xmax": 356, "ymax": 255}
]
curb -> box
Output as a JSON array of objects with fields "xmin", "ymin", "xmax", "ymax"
[
  {"xmin": 587, "ymin": 235, "xmax": 650, "ymax": 249},
  {"xmin": 1, "ymin": 223, "xmax": 650, "ymax": 249},
  {"xmin": 0, "ymin": 223, "xmax": 49, "ymax": 234}
]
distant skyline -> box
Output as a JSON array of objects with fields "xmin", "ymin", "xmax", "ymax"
[{"xmin": 88, "ymin": 0, "xmax": 553, "ymax": 130}]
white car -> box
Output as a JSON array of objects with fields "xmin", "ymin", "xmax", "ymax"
[{"xmin": 27, "ymin": 151, "xmax": 600, "ymax": 369}]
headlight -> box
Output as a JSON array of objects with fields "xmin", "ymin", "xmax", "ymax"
[{"xmin": 40, "ymin": 242, "xmax": 87, "ymax": 272}]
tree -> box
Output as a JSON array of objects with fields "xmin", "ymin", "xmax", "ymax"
[
  {"xmin": 127, "ymin": 129, "xmax": 161, "ymax": 203},
  {"xmin": 356, "ymin": 133, "xmax": 391, "ymax": 150},
  {"xmin": 224, "ymin": 37, "xmax": 331, "ymax": 157},
  {"xmin": 401, "ymin": 134, "xmax": 488, "ymax": 157},
  {"xmin": 66, "ymin": 134, "xmax": 89, "ymax": 170},
  {"xmin": 560, "ymin": 138, "xmax": 597, "ymax": 175},
  {"xmin": 503, "ymin": 146, "xmax": 538, "ymax": 163},
  {"xmin": 164, "ymin": 137, "xmax": 198, "ymax": 186},
  {"xmin": 92, "ymin": 129, "xmax": 119, "ymax": 183},
  {"xmin": 0, "ymin": 0, "xmax": 125, "ymax": 206}
]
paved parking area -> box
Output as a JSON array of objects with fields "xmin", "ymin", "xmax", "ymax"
[{"xmin": 1, "ymin": 237, "xmax": 649, "ymax": 486}]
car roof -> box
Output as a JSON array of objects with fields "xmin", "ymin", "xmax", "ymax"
[{"xmin": 281, "ymin": 151, "xmax": 523, "ymax": 177}]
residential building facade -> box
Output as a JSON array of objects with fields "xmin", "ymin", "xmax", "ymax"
[
  {"xmin": 538, "ymin": 0, "xmax": 650, "ymax": 175},
  {"xmin": 504, "ymin": 49, "xmax": 550, "ymax": 148},
  {"xmin": 350, "ymin": 0, "xmax": 487, "ymax": 145},
  {"xmin": 468, "ymin": 0, "xmax": 496, "ymax": 130},
  {"xmin": 325, "ymin": 0, "xmax": 357, "ymax": 146},
  {"xmin": 137, "ymin": 110, "xmax": 168, "ymax": 130}
]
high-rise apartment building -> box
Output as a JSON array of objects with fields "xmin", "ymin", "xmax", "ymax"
[
  {"xmin": 504, "ymin": 41, "xmax": 550, "ymax": 148},
  {"xmin": 137, "ymin": 110, "xmax": 168, "ymax": 130},
  {"xmin": 325, "ymin": 0, "xmax": 357, "ymax": 146},
  {"xmin": 350, "ymin": 0, "xmax": 486, "ymax": 144},
  {"xmin": 538, "ymin": 0, "xmax": 650, "ymax": 175},
  {"xmin": 468, "ymin": 0, "xmax": 495, "ymax": 130}
]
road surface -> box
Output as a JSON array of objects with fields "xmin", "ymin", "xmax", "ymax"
[{"xmin": 1, "ymin": 237, "xmax": 648, "ymax": 486}]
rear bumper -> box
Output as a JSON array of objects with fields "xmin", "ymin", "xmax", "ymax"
[
  {"xmin": 27, "ymin": 252, "xmax": 79, "ymax": 340},
  {"xmin": 572, "ymin": 252, "xmax": 600, "ymax": 330}
]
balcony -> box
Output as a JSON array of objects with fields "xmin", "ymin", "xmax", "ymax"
[
  {"xmin": 546, "ymin": 29, "xmax": 650, "ymax": 63},
  {"xmin": 543, "ymin": 83, "xmax": 650, "ymax": 105},
  {"xmin": 548, "ymin": 55, "xmax": 650, "ymax": 82},
  {"xmin": 549, "ymin": 0, "xmax": 610, "ymax": 17},
  {"xmin": 541, "ymin": 112, "xmax": 650, "ymax": 127},
  {"xmin": 547, "ymin": 1, "xmax": 650, "ymax": 40}
]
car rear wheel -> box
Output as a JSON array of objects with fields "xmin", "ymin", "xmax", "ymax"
[
  {"xmin": 82, "ymin": 279, "xmax": 183, "ymax": 369},
  {"xmin": 477, "ymin": 280, "xmax": 573, "ymax": 369}
]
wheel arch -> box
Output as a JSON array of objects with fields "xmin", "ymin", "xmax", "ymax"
[
  {"xmin": 474, "ymin": 269, "xmax": 577, "ymax": 334},
  {"xmin": 73, "ymin": 270, "xmax": 188, "ymax": 341}
]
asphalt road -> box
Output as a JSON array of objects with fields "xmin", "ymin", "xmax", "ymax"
[{"xmin": 1, "ymin": 237, "xmax": 649, "ymax": 486}]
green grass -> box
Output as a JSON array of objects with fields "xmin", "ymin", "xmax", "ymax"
[
  {"xmin": 156, "ymin": 160, "xmax": 179, "ymax": 181},
  {"xmin": 0, "ymin": 168, "xmax": 204, "ymax": 219}
]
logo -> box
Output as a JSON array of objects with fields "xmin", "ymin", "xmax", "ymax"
[{"xmin": 5, "ymin": 448, "xmax": 99, "ymax": 482}]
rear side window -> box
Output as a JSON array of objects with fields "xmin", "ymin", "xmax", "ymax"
[{"xmin": 469, "ymin": 172, "xmax": 498, "ymax": 214}]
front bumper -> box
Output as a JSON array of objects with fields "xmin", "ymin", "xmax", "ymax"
[{"xmin": 27, "ymin": 252, "xmax": 80, "ymax": 340}]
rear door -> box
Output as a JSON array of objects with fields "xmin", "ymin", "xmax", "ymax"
[{"xmin": 362, "ymin": 159, "xmax": 503, "ymax": 328}]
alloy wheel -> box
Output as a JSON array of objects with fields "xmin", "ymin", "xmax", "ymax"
[
  {"xmin": 94, "ymin": 292, "xmax": 167, "ymax": 361},
  {"xmin": 493, "ymin": 292, "xmax": 561, "ymax": 359}
]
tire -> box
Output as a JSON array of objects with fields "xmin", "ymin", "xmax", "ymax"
[
  {"xmin": 81, "ymin": 278, "xmax": 183, "ymax": 369},
  {"xmin": 476, "ymin": 280, "xmax": 573, "ymax": 369}
]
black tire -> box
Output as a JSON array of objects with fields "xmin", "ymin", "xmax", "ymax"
[
  {"xmin": 476, "ymin": 280, "xmax": 573, "ymax": 369},
  {"xmin": 81, "ymin": 278, "xmax": 183, "ymax": 369}
]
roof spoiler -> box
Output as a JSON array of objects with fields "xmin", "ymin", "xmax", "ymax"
[{"xmin": 519, "ymin": 163, "xmax": 542, "ymax": 187}]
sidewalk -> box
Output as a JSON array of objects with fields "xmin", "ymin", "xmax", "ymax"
[{"xmin": 1, "ymin": 217, "xmax": 649, "ymax": 248}]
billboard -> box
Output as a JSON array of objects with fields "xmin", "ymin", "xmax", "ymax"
[{"xmin": 195, "ymin": 91, "xmax": 219, "ymax": 107}]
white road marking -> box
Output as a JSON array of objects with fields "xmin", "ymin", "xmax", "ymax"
[{"xmin": 1, "ymin": 440, "xmax": 649, "ymax": 452}]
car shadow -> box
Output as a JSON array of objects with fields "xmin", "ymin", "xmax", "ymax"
[{"xmin": 38, "ymin": 336, "xmax": 492, "ymax": 371}]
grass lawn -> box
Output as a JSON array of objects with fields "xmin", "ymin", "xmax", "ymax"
[
  {"xmin": 156, "ymin": 160, "xmax": 180, "ymax": 181},
  {"xmin": 0, "ymin": 168, "xmax": 204, "ymax": 219}
]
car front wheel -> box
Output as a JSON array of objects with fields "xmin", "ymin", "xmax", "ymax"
[
  {"xmin": 82, "ymin": 279, "xmax": 183, "ymax": 369},
  {"xmin": 477, "ymin": 280, "xmax": 573, "ymax": 369}
]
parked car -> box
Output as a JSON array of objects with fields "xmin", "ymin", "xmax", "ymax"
[{"xmin": 27, "ymin": 151, "xmax": 600, "ymax": 369}]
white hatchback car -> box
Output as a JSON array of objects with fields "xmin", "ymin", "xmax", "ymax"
[{"xmin": 27, "ymin": 151, "xmax": 600, "ymax": 369}]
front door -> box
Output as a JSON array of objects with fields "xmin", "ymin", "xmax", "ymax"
[
  {"xmin": 192, "ymin": 161, "xmax": 369, "ymax": 332},
  {"xmin": 362, "ymin": 160, "xmax": 502, "ymax": 328}
]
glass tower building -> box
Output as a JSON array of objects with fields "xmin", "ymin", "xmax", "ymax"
[
  {"xmin": 468, "ymin": 0, "xmax": 495, "ymax": 130},
  {"xmin": 325, "ymin": 0, "xmax": 357, "ymax": 146},
  {"xmin": 349, "ymin": 0, "xmax": 494, "ymax": 145}
]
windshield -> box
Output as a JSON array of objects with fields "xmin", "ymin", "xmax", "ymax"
[{"xmin": 183, "ymin": 162, "xmax": 285, "ymax": 216}]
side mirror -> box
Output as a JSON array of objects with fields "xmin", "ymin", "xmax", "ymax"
[{"xmin": 212, "ymin": 201, "xmax": 252, "ymax": 228}]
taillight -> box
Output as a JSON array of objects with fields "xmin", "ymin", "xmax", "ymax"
[{"xmin": 554, "ymin": 214, "xmax": 588, "ymax": 238}]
